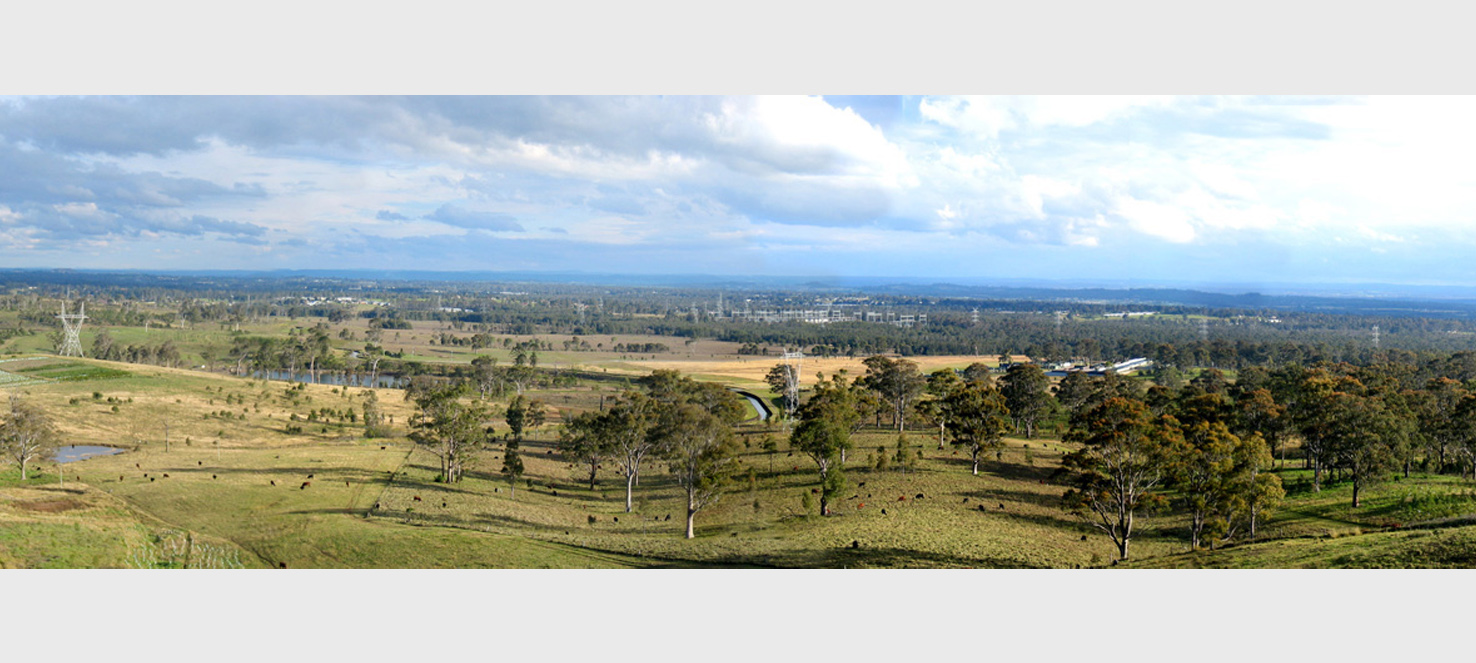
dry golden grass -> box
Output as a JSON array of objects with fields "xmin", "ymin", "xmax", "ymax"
[{"xmin": 600, "ymin": 354, "xmax": 1029, "ymax": 389}]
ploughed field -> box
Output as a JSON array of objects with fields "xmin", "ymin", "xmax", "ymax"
[{"xmin": 6, "ymin": 355, "xmax": 1476, "ymax": 568}]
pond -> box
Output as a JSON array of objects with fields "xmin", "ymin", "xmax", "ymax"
[
  {"xmin": 55, "ymin": 445, "xmax": 125, "ymax": 463},
  {"xmin": 252, "ymin": 370, "xmax": 406, "ymax": 389}
]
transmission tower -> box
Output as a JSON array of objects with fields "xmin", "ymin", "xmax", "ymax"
[
  {"xmin": 1198, "ymin": 317, "xmax": 1209, "ymax": 342},
  {"xmin": 971, "ymin": 308, "xmax": 980, "ymax": 324},
  {"xmin": 57, "ymin": 300, "xmax": 87, "ymax": 357},
  {"xmin": 1054, "ymin": 311, "xmax": 1065, "ymax": 332},
  {"xmin": 574, "ymin": 302, "xmax": 588, "ymax": 325},
  {"xmin": 1372, "ymin": 325, "xmax": 1380, "ymax": 349}
]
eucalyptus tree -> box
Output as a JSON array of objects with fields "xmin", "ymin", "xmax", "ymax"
[
  {"xmin": 860, "ymin": 355, "xmax": 926, "ymax": 432},
  {"xmin": 999, "ymin": 363, "xmax": 1054, "ymax": 439},
  {"xmin": 605, "ymin": 392, "xmax": 660, "ymax": 512},
  {"xmin": 504, "ymin": 394, "xmax": 546, "ymax": 443},
  {"xmin": 1059, "ymin": 397, "xmax": 1181, "ymax": 561},
  {"xmin": 659, "ymin": 403, "xmax": 738, "ymax": 538},
  {"xmin": 789, "ymin": 374, "xmax": 862, "ymax": 516},
  {"xmin": 558, "ymin": 410, "xmax": 612, "ymax": 491},
  {"xmin": 1415, "ymin": 377, "xmax": 1466, "ymax": 473},
  {"xmin": 407, "ymin": 383, "xmax": 490, "ymax": 483},
  {"xmin": 1324, "ymin": 390, "xmax": 1404, "ymax": 508},
  {"xmin": 922, "ymin": 368, "xmax": 963, "ymax": 449},
  {"xmin": 944, "ymin": 381, "xmax": 1011, "ymax": 476}
]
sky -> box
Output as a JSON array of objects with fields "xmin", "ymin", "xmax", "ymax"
[{"xmin": 3, "ymin": 95, "xmax": 1475, "ymax": 287}]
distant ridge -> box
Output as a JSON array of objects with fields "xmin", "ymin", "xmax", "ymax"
[{"xmin": 6, "ymin": 267, "xmax": 1476, "ymax": 318}]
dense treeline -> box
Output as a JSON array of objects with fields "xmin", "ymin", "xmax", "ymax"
[{"xmin": 783, "ymin": 351, "xmax": 1476, "ymax": 561}]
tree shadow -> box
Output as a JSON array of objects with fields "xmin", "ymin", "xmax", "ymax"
[{"xmin": 702, "ymin": 545, "xmax": 1050, "ymax": 569}]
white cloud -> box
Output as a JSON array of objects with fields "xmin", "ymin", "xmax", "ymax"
[{"xmin": 1114, "ymin": 197, "xmax": 1197, "ymax": 243}]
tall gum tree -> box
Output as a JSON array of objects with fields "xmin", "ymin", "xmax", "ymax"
[
  {"xmin": 1000, "ymin": 364, "xmax": 1054, "ymax": 439},
  {"xmin": 860, "ymin": 356, "xmax": 925, "ymax": 433},
  {"xmin": 944, "ymin": 381, "xmax": 1011, "ymax": 476},
  {"xmin": 659, "ymin": 404, "xmax": 738, "ymax": 538},
  {"xmin": 1058, "ymin": 397, "xmax": 1181, "ymax": 561}
]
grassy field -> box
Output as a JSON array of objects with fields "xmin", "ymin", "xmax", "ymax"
[{"xmin": 7, "ymin": 351, "xmax": 1476, "ymax": 568}]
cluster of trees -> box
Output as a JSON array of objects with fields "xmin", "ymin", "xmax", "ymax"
[
  {"xmin": 404, "ymin": 383, "xmax": 548, "ymax": 487},
  {"xmin": 88, "ymin": 330, "xmax": 184, "ymax": 367},
  {"xmin": 226, "ymin": 329, "xmax": 338, "ymax": 380},
  {"xmin": 1047, "ymin": 359, "xmax": 1476, "ymax": 560},
  {"xmin": 559, "ymin": 370, "xmax": 745, "ymax": 537},
  {"xmin": 610, "ymin": 342, "xmax": 670, "ymax": 354},
  {"xmin": 1057, "ymin": 389, "xmax": 1283, "ymax": 560}
]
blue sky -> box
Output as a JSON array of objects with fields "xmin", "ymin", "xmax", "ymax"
[{"xmin": 2, "ymin": 95, "xmax": 1474, "ymax": 287}]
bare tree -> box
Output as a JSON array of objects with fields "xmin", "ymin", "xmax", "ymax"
[{"xmin": 2, "ymin": 394, "xmax": 59, "ymax": 481}]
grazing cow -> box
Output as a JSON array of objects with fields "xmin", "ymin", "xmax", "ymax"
[
  {"xmin": 135, "ymin": 463, "xmax": 140, "ymax": 468},
  {"xmin": 849, "ymin": 494, "xmax": 858, "ymax": 500},
  {"xmin": 915, "ymin": 493, "xmax": 925, "ymax": 499},
  {"xmin": 552, "ymin": 490, "xmax": 559, "ymax": 497},
  {"xmin": 811, "ymin": 488, "xmax": 820, "ymax": 494},
  {"xmin": 300, "ymin": 481, "xmax": 311, "ymax": 489},
  {"xmin": 977, "ymin": 504, "xmax": 986, "ymax": 512},
  {"xmin": 374, "ymin": 502, "xmax": 381, "ymax": 510},
  {"xmin": 441, "ymin": 502, "xmax": 447, "ymax": 508},
  {"xmin": 1080, "ymin": 535, "xmax": 1088, "ymax": 541},
  {"xmin": 270, "ymin": 480, "xmax": 276, "ymax": 486},
  {"xmin": 613, "ymin": 516, "xmax": 619, "ymax": 523},
  {"xmin": 730, "ymin": 532, "xmax": 738, "ymax": 537},
  {"xmin": 858, "ymin": 482, "xmax": 866, "ymax": 488},
  {"xmin": 664, "ymin": 514, "xmax": 671, "ymax": 522},
  {"xmin": 857, "ymin": 503, "xmax": 865, "ymax": 509},
  {"xmin": 413, "ymin": 495, "xmax": 422, "ymax": 502},
  {"xmin": 850, "ymin": 540, "xmax": 859, "ymax": 549},
  {"xmin": 962, "ymin": 498, "xmax": 969, "ymax": 503},
  {"xmin": 279, "ymin": 562, "xmax": 287, "ymax": 569},
  {"xmin": 588, "ymin": 515, "xmax": 597, "ymax": 524},
  {"xmin": 307, "ymin": 474, "xmax": 314, "ymax": 479},
  {"xmin": 212, "ymin": 475, "xmax": 217, "ymax": 479},
  {"xmin": 150, "ymin": 477, "xmax": 155, "ymax": 482},
  {"xmin": 198, "ymin": 461, "xmax": 203, "ymax": 466},
  {"xmin": 380, "ymin": 446, "xmax": 386, "ymax": 450},
  {"xmin": 881, "ymin": 508, "xmax": 887, "ymax": 515},
  {"xmin": 897, "ymin": 496, "xmax": 906, "ymax": 502},
  {"xmin": 119, "ymin": 475, "xmax": 124, "ymax": 481}
]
